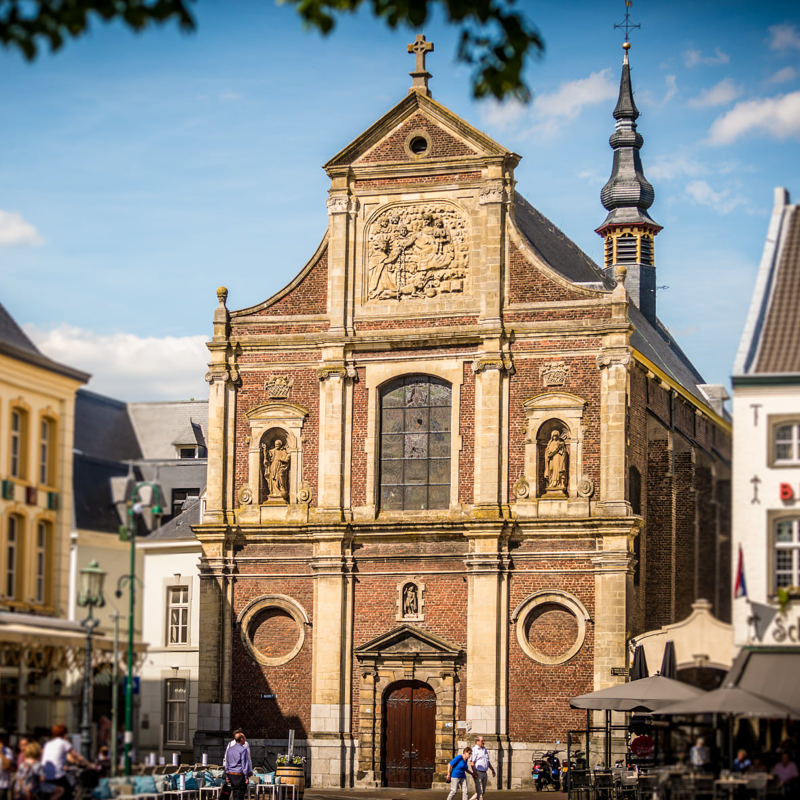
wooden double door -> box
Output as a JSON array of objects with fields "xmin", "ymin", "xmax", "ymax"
[{"xmin": 383, "ymin": 680, "xmax": 436, "ymax": 788}]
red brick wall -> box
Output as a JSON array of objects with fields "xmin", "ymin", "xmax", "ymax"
[
  {"xmin": 645, "ymin": 435, "xmax": 672, "ymax": 630},
  {"xmin": 251, "ymin": 247, "xmax": 328, "ymax": 318},
  {"xmin": 507, "ymin": 242, "xmax": 593, "ymax": 304},
  {"xmin": 357, "ymin": 114, "xmax": 476, "ymax": 164},
  {"xmin": 508, "ymin": 567, "xmax": 594, "ymax": 742}
]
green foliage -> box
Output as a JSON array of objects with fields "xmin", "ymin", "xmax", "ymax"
[
  {"xmin": 0, "ymin": 0, "xmax": 195, "ymax": 60},
  {"xmin": 283, "ymin": 0, "xmax": 544, "ymax": 101}
]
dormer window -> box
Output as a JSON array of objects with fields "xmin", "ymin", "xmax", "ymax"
[{"xmin": 178, "ymin": 446, "xmax": 197, "ymax": 459}]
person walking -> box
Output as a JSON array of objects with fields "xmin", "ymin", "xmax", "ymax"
[
  {"xmin": 223, "ymin": 731, "xmax": 252, "ymax": 800},
  {"xmin": 469, "ymin": 737, "xmax": 495, "ymax": 800},
  {"xmin": 446, "ymin": 747, "xmax": 473, "ymax": 800},
  {"xmin": 1, "ymin": 733, "xmax": 15, "ymax": 800},
  {"xmin": 13, "ymin": 742, "xmax": 62, "ymax": 800}
]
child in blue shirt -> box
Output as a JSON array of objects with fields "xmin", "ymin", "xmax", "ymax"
[{"xmin": 446, "ymin": 747, "xmax": 474, "ymax": 800}]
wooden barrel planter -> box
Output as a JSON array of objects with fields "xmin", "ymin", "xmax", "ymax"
[{"xmin": 275, "ymin": 765, "xmax": 305, "ymax": 800}]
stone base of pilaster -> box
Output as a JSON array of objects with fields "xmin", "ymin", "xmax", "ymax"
[{"xmin": 309, "ymin": 733, "xmax": 356, "ymax": 788}]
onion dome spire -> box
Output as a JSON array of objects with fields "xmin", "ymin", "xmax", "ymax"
[{"xmin": 596, "ymin": 35, "xmax": 662, "ymax": 326}]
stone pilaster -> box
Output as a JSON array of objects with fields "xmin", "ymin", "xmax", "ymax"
[
  {"xmin": 477, "ymin": 172, "xmax": 507, "ymax": 326},
  {"xmin": 465, "ymin": 532, "xmax": 509, "ymax": 780},
  {"xmin": 204, "ymin": 287, "xmax": 238, "ymax": 525},
  {"xmin": 326, "ymin": 188, "xmax": 358, "ymax": 336},
  {"xmin": 309, "ymin": 538, "xmax": 353, "ymax": 787},
  {"xmin": 315, "ymin": 361, "xmax": 355, "ymax": 520}
]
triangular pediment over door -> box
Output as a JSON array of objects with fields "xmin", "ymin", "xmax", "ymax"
[{"xmin": 355, "ymin": 624, "xmax": 462, "ymax": 666}]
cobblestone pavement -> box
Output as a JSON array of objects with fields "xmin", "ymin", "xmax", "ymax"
[{"xmin": 305, "ymin": 790, "xmax": 566, "ymax": 800}]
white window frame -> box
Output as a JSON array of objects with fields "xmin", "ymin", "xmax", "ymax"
[
  {"xmin": 774, "ymin": 517, "xmax": 800, "ymax": 592},
  {"xmin": 774, "ymin": 421, "xmax": 800, "ymax": 465},
  {"xmin": 166, "ymin": 585, "xmax": 190, "ymax": 646},
  {"xmin": 164, "ymin": 678, "xmax": 188, "ymax": 746}
]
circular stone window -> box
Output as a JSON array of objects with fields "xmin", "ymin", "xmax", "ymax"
[
  {"xmin": 237, "ymin": 594, "xmax": 308, "ymax": 667},
  {"xmin": 404, "ymin": 130, "xmax": 431, "ymax": 158},
  {"xmin": 513, "ymin": 591, "xmax": 589, "ymax": 665}
]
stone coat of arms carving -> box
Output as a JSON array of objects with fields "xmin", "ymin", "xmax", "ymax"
[{"xmin": 366, "ymin": 203, "xmax": 469, "ymax": 301}]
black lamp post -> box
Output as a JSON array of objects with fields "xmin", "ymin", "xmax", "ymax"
[
  {"xmin": 111, "ymin": 473, "xmax": 163, "ymax": 775},
  {"xmin": 77, "ymin": 559, "xmax": 106, "ymax": 761}
]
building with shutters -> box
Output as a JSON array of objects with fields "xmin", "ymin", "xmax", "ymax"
[{"xmin": 193, "ymin": 38, "xmax": 732, "ymax": 788}]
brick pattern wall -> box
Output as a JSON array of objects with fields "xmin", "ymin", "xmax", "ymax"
[
  {"xmin": 507, "ymin": 242, "xmax": 591, "ymax": 304},
  {"xmin": 508, "ymin": 568, "xmax": 594, "ymax": 741},
  {"xmin": 357, "ymin": 113, "xmax": 476, "ymax": 164},
  {"xmin": 459, "ymin": 363, "xmax": 475, "ymax": 504},
  {"xmin": 231, "ymin": 567, "xmax": 314, "ymax": 738},
  {"xmin": 645, "ymin": 435, "xmax": 672, "ymax": 630}
]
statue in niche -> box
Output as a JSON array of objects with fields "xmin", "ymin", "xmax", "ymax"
[
  {"xmin": 402, "ymin": 583, "xmax": 418, "ymax": 617},
  {"xmin": 544, "ymin": 429, "xmax": 569, "ymax": 495},
  {"xmin": 261, "ymin": 437, "xmax": 290, "ymax": 502}
]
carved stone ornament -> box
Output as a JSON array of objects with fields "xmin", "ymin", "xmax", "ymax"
[
  {"xmin": 577, "ymin": 476, "xmax": 594, "ymax": 498},
  {"xmin": 297, "ymin": 481, "xmax": 312, "ymax": 504},
  {"xmin": 513, "ymin": 476, "xmax": 530, "ymax": 499},
  {"xmin": 479, "ymin": 179, "xmax": 505, "ymax": 205},
  {"xmin": 238, "ymin": 485, "xmax": 254, "ymax": 505},
  {"xmin": 540, "ymin": 361, "xmax": 570, "ymax": 387},
  {"xmin": 326, "ymin": 194, "xmax": 350, "ymax": 214},
  {"xmin": 265, "ymin": 374, "xmax": 293, "ymax": 400},
  {"xmin": 366, "ymin": 203, "xmax": 469, "ymax": 301},
  {"xmin": 596, "ymin": 352, "xmax": 631, "ymax": 370}
]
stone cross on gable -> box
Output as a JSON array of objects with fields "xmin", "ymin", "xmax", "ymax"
[{"xmin": 408, "ymin": 34, "xmax": 434, "ymax": 95}]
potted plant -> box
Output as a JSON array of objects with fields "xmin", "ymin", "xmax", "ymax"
[{"xmin": 275, "ymin": 755, "xmax": 306, "ymax": 800}]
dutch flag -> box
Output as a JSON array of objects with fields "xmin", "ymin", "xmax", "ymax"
[{"xmin": 734, "ymin": 544, "xmax": 748, "ymax": 599}]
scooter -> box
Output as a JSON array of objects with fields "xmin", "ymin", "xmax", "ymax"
[
  {"xmin": 533, "ymin": 750, "xmax": 561, "ymax": 791},
  {"xmin": 562, "ymin": 750, "xmax": 587, "ymax": 792}
]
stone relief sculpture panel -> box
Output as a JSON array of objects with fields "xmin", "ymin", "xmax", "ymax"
[{"xmin": 366, "ymin": 204, "xmax": 469, "ymax": 301}]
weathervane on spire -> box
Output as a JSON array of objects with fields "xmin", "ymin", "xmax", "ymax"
[
  {"xmin": 614, "ymin": 0, "xmax": 640, "ymax": 48},
  {"xmin": 408, "ymin": 34, "xmax": 434, "ymax": 96}
]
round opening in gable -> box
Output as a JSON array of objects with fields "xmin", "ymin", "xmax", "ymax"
[
  {"xmin": 524, "ymin": 602, "xmax": 579, "ymax": 660},
  {"xmin": 409, "ymin": 135, "xmax": 429, "ymax": 155}
]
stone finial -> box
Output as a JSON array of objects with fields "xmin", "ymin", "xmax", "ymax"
[
  {"xmin": 216, "ymin": 286, "xmax": 228, "ymax": 307},
  {"xmin": 408, "ymin": 34, "xmax": 434, "ymax": 96}
]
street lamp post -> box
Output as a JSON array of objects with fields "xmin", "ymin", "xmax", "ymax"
[
  {"xmin": 112, "ymin": 476, "xmax": 163, "ymax": 776},
  {"xmin": 77, "ymin": 560, "xmax": 107, "ymax": 761}
]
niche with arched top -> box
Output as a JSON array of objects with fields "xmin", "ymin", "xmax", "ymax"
[
  {"xmin": 537, "ymin": 418, "xmax": 569, "ymax": 497},
  {"xmin": 260, "ymin": 427, "xmax": 291, "ymax": 503}
]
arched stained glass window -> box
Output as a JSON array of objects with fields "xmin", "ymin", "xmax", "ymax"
[{"xmin": 379, "ymin": 376, "xmax": 451, "ymax": 511}]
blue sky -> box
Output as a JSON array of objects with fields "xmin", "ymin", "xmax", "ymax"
[{"xmin": 2, "ymin": 0, "xmax": 799, "ymax": 401}]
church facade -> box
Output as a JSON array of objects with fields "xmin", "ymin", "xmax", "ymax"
[{"xmin": 193, "ymin": 38, "xmax": 731, "ymax": 788}]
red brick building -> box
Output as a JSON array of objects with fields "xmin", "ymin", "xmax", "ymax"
[{"xmin": 194, "ymin": 38, "xmax": 731, "ymax": 788}]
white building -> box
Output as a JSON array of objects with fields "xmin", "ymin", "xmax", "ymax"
[
  {"xmin": 730, "ymin": 187, "xmax": 800, "ymax": 708},
  {"xmin": 137, "ymin": 498, "xmax": 202, "ymax": 763}
]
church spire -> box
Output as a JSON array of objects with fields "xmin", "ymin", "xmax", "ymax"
[{"xmin": 596, "ymin": 29, "xmax": 662, "ymax": 325}]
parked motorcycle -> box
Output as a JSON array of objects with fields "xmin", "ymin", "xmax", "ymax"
[
  {"xmin": 561, "ymin": 750, "xmax": 587, "ymax": 792},
  {"xmin": 532, "ymin": 750, "xmax": 561, "ymax": 791}
]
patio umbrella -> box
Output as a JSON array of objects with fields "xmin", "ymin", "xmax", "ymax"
[
  {"xmin": 631, "ymin": 644, "xmax": 649, "ymax": 680},
  {"xmin": 659, "ymin": 640, "xmax": 677, "ymax": 680},
  {"xmin": 570, "ymin": 675, "xmax": 706, "ymax": 712},
  {"xmin": 655, "ymin": 686, "xmax": 799, "ymax": 717}
]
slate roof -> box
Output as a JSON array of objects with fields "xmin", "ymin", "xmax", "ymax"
[
  {"xmin": 74, "ymin": 390, "xmax": 142, "ymax": 461},
  {"xmin": 144, "ymin": 496, "xmax": 201, "ymax": 543},
  {"xmin": 127, "ymin": 401, "xmax": 208, "ymax": 459},
  {"xmin": 513, "ymin": 193, "xmax": 611, "ymax": 286},
  {"xmin": 735, "ymin": 189, "xmax": 800, "ymax": 377},
  {"xmin": 0, "ymin": 301, "xmax": 90, "ymax": 382},
  {"xmin": 72, "ymin": 454, "xmax": 133, "ymax": 533}
]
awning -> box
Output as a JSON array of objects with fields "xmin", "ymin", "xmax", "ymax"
[{"xmin": 724, "ymin": 647, "xmax": 800, "ymax": 715}]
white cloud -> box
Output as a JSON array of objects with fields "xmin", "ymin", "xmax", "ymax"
[
  {"xmin": 685, "ymin": 180, "xmax": 746, "ymax": 214},
  {"xmin": 0, "ymin": 210, "xmax": 44, "ymax": 246},
  {"xmin": 708, "ymin": 91, "xmax": 800, "ymax": 144},
  {"xmin": 480, "ymin": 98, "xmax": 527, "ymax": 130},
  {"xmin": 684, "ymin": 48, "xmax": 730, "ymax": 68},
  {"xmin": 647, "ymin": 155, "xmax": 707, "ymax": 182},
  {"xmin": 767, "ymin": 66, "xmax": 798, "ymax": 84},
  {"xmin": 530, "ymin": 69, "xmax": 617, "ymax": 137},
  {"xmin": 663, "ymin": 74, "xmax": 678, "ymax": 105},
  {"xmin": 220, "ymin": 91, "xmax": 243, "ymax": 101},
  {"xmin": 688, "ymin": 78, "xmax": 743, "ymax": 108},
  {"xmin": 768, "ymin": 24, "xmax": 800, "ymax": 51},
  {"xmin": 23, "ymin": 324, "xmax": 209, "ymax": 402}
]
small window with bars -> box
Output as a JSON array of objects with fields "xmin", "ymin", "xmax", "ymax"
[
  {"xmin": 167, "ymin": 585, "xmax": 189, "ymax": 645},
  {"xmin": 775, "ymin": 423, "xmax": 800, "ymax": 464},
  {"xmin": 775, "ymin": 519, "xmax": 800, "ymax": 591}
]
